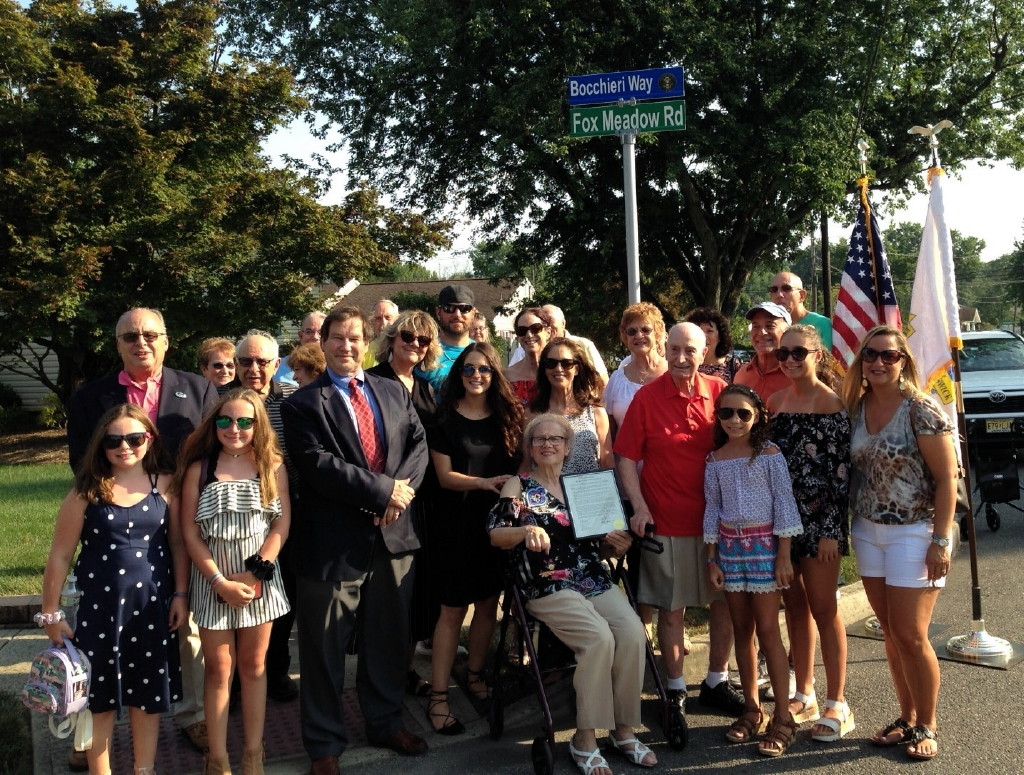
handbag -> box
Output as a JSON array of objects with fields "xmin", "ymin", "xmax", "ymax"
[{"xmin": 21, "ymin": 636, "xmax": 93, "ymax": 750}]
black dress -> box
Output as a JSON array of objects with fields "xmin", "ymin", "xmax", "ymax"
[
  {"xmin": 368, "ymin": 361, "xmax": 440, "ymax": 640},
  {"xmin": 73, "ymin": 481, "xmax": 182, "ymax": 714},
  {"xmin": 428, "ymin": 410, "xmax": 515, "ymax": 607}
]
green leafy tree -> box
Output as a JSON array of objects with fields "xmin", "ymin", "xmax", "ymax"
[
  {"xmin": 224, "ymin": 0, "xmax": 1024, "ymax": 340},
  {"xmin": 0, "ymin": 0, "xmax": 450, "ymax": 401}
]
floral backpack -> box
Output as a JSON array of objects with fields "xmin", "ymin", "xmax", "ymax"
[{"xmin": 21, "ymin": 637, "xmax": 93, "ymax": 749}]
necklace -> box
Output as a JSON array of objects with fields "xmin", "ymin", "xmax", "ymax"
[{"xmin": 225, "ymin": 448, "xmax": 252, "ymax": 459}]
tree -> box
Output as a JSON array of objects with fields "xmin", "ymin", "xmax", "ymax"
[
  {"xmin": 0, "ymin": 0, "xmax": 451, "ymax": 401},
  {"xmin": 224, "ymin": 0, "xmax": 1024, "ymax": 340}
]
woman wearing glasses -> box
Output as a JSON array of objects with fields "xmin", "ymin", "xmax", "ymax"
[
  {"xmin": 426, "ymin": 343, "xmax": 524, "ymax": 734},
  {"xmin": 529, "ymin": 338, "xmax": 613, "ymax": 474},
  {"xmin": 39, "ymin": 404, "xmax": 187, "ymax": 775},
  {"xmin": 505, "ymin": 306, "xmax": 551, "ymax": 405},
  {"xmin": 368, "ymin": 311, "xmax": 443, "ymax": 698},
  {"xmin": 489, "ymin": 414, "xmax": 651, "ymax": 773},
  {"xmin": 766, "ymin": 325, "xmax": 853, "ymax": 742},
  {"xmin": 605, "ymin": 303, "xmax": 668, "ymax": 438},
  {"xmin": 176, "ymin": 388, "xmax": 290, "ymax": 775},
  {"xmin": 197, "ymin": 337, "xmax": 237, "ymax": 393},
  {"xmin": 841, "ymin": 326, "xmax": 956, "ymax": 761}
]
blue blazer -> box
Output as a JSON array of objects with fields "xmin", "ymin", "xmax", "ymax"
[{"xmin": 281, "ymin": 371, "xmax": 428, "ymax": 582}]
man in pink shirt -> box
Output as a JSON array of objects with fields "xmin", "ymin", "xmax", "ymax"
[
  {"xmin": 733, "ymin": 301, "xmax": 792, "ymax": 402},
  {"xmin": 615, "ymin": 322, "xmax": 744, "ymax": 720}
]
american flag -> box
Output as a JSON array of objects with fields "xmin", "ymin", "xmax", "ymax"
[{"xmin": 831, "ymin": 177, "xmax": 902, "ymax": 369}]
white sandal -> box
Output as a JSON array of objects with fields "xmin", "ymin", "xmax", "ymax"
[
  {"xmin": 790, "ymin": 690, "xmax": 820, "ymax": 723},
  {"xmin": 811, "ymin": 699, "xmax": 855, "ymax": 741},
  {"xmin": 609, "ymin": 735, "xmax": 656, "ymax": 767},
  {"xmin": 569, "ymin": 740, "xmax": 611, "ymax": 775}
]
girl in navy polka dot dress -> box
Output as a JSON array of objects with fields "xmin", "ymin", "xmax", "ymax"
[{"xmin": 40, "ymin": 404, "xmax": 188, "ymax": 775}]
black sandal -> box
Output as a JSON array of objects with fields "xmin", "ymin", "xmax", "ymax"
[
  {"xmin": 870, "ymin": 717, "xmax": 913, "ymax": 747},
  {"xmin": 466, "ymin": 668, "xmax": 491, "ymax": 700},
  {"xmin": 906, "ymin": 725, "xmax": 938, "ymax": 760},
  {"xmin": 426, "ymin": 689, "xmax": 465, "ymax": 735},
  {"xmin": 405, "ymin": 670, "xmax": 431, "ymax": 697}
]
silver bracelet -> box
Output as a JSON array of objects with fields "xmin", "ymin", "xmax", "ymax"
[{"xmin": 33, "ymin": 610, "xmax": 66, "ymax": 627}]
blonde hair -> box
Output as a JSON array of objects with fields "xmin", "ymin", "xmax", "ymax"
[
  {"xmin": 619, "ymin": 302, "xmax": 666, "ymax": 356},
  {"xmin": 375, "ymin": 310, "xmax": 442, "ymax": 371},
  {"xmin": 840, "ymin": 325, "xmax": 925, "ymax": 411}
]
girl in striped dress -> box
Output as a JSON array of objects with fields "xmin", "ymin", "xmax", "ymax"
[
  {"xmin": 176, "ymin": 388, "xmax": 290, "ymax": 775},
  {"xmin": 703, "ymin": 384, "xmax": 803, "ymax": 758}
]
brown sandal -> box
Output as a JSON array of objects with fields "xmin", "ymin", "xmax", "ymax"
[
  {"xmin": 758, "ymin": 716, "xmax": 798, "ymax": 757},
  {"xmin": 726, "ymin": 706, "xmax": 769, "ymax": 743}
]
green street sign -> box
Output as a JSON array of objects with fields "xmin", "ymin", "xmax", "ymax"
[{"xmin": 569, "ymin": 100, "xmax": 686, "ymax": 138}]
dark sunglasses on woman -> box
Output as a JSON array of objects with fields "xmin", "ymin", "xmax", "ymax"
[
  {"xmin": 102, "ymin": 432, "xmax": 152, "ymax": 450},
  {"xmin": 515, "ymin": 323, "xmax": 546, "ymax": 337},
  {"xmin": 774, "ymin": 346, "xmax": 819, "ymax": 362},
  {"xmin": 215, "ymin": 415, "xmax": 256, "ymax": 430},
  {"xmin": 718, "ymin": 407, "xmax": 754, "ymax": 421},
  {"xmin": 398, "ymin": 330, "xmax": 432, "ymax": 347},
  {"xmin": 862, "ymin": 347, "xmax": 905, "ymax": 365},
  {"xmin": 461, "ymin": 364, "xmax": 493, "ymax": 377},
  {"xmin": 542, "ymin": 357, "xmax": 577, "ymax": 370}
]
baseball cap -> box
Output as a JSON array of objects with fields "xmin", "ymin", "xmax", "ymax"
[
  {"xmin": 744, "ymin": 301, "xmax": 792, "ymax": 325},
  {"xmin": 438, "ymin": 284, "xmax": 475, "ymax": 306}
]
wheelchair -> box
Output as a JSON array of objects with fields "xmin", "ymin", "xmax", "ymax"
[{"xmin": 486, "ymin": 537, "xmax": 687, "ymax": 775}]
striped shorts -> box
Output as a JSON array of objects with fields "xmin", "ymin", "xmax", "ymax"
[{"xmin": 718, "ymin": 523, "xmax": 778, "ymax": 594}]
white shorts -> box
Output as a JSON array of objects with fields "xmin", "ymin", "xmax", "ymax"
[{"xmin": 851, "ymin": 517, "xmax": 945, "ymax": 589}]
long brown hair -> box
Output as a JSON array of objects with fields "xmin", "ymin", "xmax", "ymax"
[
  {"xmin": 440, "ymin": 342, "xmax": 523, "ymax": 458},
  {"xmin": 530, "ymin": 338, "xmax": 602, "ymax": 413},
  {"xmin": 712, "ymin": 384, "xmax": 771, "ymax": 462},
  {"xmin": 173, "ymin": 388, "xmax": 282, "ymax": 506},
  {"xmin": 781, "ymin": 325, "xmax": 842, "ymax": 391},
  {"xmin": 75, "ymin": 404, "xmax": 164, "ymax": 504}
]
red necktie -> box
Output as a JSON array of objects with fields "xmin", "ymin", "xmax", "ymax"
[{"xmin": 349, "ymin": 378, "xmax": 385, "ymax": 472}]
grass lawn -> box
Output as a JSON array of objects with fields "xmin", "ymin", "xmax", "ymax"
[{"xmin": 0, "ymin": 464, "xmax": 72, "ymax": 596}]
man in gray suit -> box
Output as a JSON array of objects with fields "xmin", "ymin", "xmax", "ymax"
[{"xmin": 282, "ymin": 306, "xmax": 429, "ymax": 775}]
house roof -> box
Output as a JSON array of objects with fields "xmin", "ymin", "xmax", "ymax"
[{"xmin": 322, "ymin": 278, "xmax": 529, "ymax": 319}]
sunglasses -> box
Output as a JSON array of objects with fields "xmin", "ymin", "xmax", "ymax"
[
  {"xmin": 102, "ymin": 432, "xmax": 151, "ymax": 450},
  {"xmin": 625, "ymin": 325, "xmax": 654, "ymax": 337},
  {"xmin": 215, "ymin": 415, "xmax": 256, "ymax": 430},
  {"xmin": 774, "ymin": 346, "xmax": 819, "ymax": 362},
  {"xmin": 237, "ymin": 356, "xmax": 274, "ymax": 369},
  {"xmin": 208, "ymin": 361, "xmax": 234, "ymax": 371},
  {"xmin": 768, "ymin": 284, "xmax": 798, "ymax": 294},
  {"xmin": 461, "ymin": 364, "xmax": 493, "ymax": 377},
  {"xmin": 542, "ymin": 357, "xmax": 577, "ymax": 370},
  {"xmin": 862, "ymin": 347, "xmax": 905, "ymax": 365},
  {"xmin": 117, "ymin": 331, "xmax": 165, "ymax": 344},
  {"xmin": 718, "ymin": 407, "xmax": 755, "ymax": 422},
  {"xmin": 441, "ymin": 303, "xmax": 474, "ymax": 315},
  {"xmin": 398, "ymin": 330, "xmax": 432, "ymax": 347},
  {"xmin": 531, "ymin": 435, "xmax": 566, "ymax": 447},
  {"xmin": 515, "ymin": 323, "xmax": 546, "ymax": 337}
]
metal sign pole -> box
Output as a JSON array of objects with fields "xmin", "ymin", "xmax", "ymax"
[{"xmin": 622, "ymin": 130, "xmax": 640, "ymax": 304}]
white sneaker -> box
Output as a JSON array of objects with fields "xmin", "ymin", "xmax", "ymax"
[
  {"xmin": 764, "ymin": 668, "xmax": 796, "ymax": 701},
  {"xmin": 415, "ymin": 640, "xmax": 468, "ymax": 657}
]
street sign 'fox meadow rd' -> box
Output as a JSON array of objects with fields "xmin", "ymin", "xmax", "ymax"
[{"xmin": 569, "ymin": 100, "xmax": 686, "ymax": 138}]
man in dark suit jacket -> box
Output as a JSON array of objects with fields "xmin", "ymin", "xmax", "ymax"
[
  {"xmin": 282, "ymin": 306, "xmax": 429, "ymax": 775},
  {"xmin": 63, "ymin": 307, "xmax": 218, "ymax": 761}
]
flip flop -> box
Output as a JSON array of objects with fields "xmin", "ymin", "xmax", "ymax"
[{"xmin": 907, "ymin": 725, "xmax": 938, "ymax": 760}]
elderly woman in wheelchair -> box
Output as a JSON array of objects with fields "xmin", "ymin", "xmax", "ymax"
[{"xmin": 488, "ymin": 413, "xmax": 656, "ymax": 775}]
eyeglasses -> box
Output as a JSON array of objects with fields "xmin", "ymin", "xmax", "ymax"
[
  {"xmin": 461, "ymin": 364, "xmax": 493, "ymax": 377},
  {"xmin": 625, "ymin": 325, "xmax": 654, "ymax": 337},
  {"xmin": 117, "ymin": 331, "xmax": 165, "ymax": 344},
  {"xmin": 441, "ymin": 303, "xmax": 474, "ymax": 315},
  {"xmin": 531, "ymin": 435, "xmax": 566, "ymax": 447},
  {"xmin": 718, "ymin": 407, "xmax": 755, "ymax": 422},
  {"xmin": 862, "ymin": 347, "xmax": 905, "ymax": 365},
  {"xmin": 208, "ymin": 361, "xmax": 234, "ymax": 371},
  {"xmin": 515, "ymin": 323, "xmax": 546, "ymax": 337},
  {"xmin": 215, "ymin": 415, "xmax": 256, "ymax": 430},
  {"xmin": 299, "ymin": 327, "xmax": 321, "ymax": 338},
  {"xmin": 542, "ymin": 357, "xmax": 577, "ymax": 370},
  {"xmin": 774, "ymin": 346, "xmax": 819, "ymax": 362},
  {"xmin": 768, "ymin": 284, "xmax": 799, "ymax": 294},
  {"xmin": 102, "ymin": 432, "xmax": 152, "ymax": 450},
  {"xmin": 237, "ymin": 356, "xmax": 274, "ymax": 369},
  {"xmin": 750, "ymin": 322, "xmax": 781, "ymax": 334},
  {"xmin": 398, "ymin": 330, "xmax": 432, "ymax": 347}
]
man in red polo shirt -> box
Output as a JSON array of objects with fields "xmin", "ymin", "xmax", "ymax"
[{"xmin": 615, "ymin": 322, "xmax": 744, "ymax": 719}]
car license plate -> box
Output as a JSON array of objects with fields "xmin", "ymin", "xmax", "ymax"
[{"xmin": 986, "ymin": 419, "xmax": 1013, "ymax": 433}]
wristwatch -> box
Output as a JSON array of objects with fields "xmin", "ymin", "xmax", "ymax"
[{"xmin": 931, "ymin": 534, "xmax": 951, "ymax": 548}]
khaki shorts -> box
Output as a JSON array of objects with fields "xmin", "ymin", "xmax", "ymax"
[{"xmin": 638, "ymin": 535, "xmax": 724, "ymax": 610}]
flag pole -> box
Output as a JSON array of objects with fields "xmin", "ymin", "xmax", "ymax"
[{"xmin": 906, "ymin": 123, "xmax": 1018, "ymax": 664}]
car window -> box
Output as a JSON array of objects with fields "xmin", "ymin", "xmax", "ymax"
[{"xmin": 960, "ymin": 337, "xmax": 1024, "ymax": 372}]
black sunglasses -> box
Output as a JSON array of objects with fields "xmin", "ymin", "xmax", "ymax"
[
  {"xmin": 102, "ymin": 432, "xmax": 151, "ymax": 450},
  {"xmin": 461, "ymin": 364, "xmax": 493, "ymax": 376},
  {"xmin": 768, "ymin": 284, "xmax": 797, "ymax": 294},
  {"xmin": 116, "ymin": 331, "xmax": 165, "ymax": 344},
  {"xmin": 215, "ymin": 415, "xmax": 256, "ymax": 430},
  {"xmin": 441, "ymin": 303, "xmax": 474, "ymax": 315},
  {"xmin": 398, "ymin": 330, "xmax": 432, "ymax": 347},
  {"xmin": 542, "ymin": 357, "xmax": 577, "ymax": 370},
  {"xmin": 862, "ymin": 347, "xmax": 905, "ymax": 365},
  {"xmin": 718, "ymin": 407, "xmax": 755, "ymax": 421},
  {"xmin": 775, "ymin": 346, "xmax": 819, "ymax": 362},
  {"xmin": 515, "ymin": 323, "xmax": 546, "ymax": 337}
]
